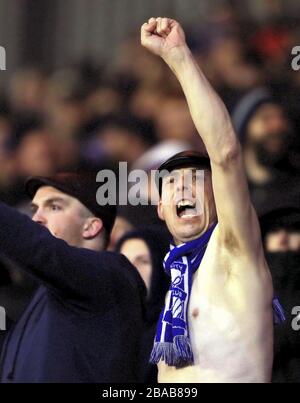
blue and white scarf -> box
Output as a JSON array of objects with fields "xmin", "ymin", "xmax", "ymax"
[
  {"xmin": 150, "ymin": 222, "xmax": 285, "ymax": 368},
  {"xmin": 150, "ymin": 223, "xmax": 217, "ymax": 367}
]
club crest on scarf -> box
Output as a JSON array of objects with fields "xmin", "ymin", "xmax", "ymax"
[{"xmin": 165, "ymin": 261, "xmax": 187, "ymax": 324}]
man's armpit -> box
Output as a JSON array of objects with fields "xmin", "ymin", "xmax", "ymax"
[{"xmin": 221, "ymin": 228, "xmax": 241, "ymax": 255}]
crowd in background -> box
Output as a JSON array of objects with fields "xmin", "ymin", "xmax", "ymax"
[{"xmin": 0, "ymin": 5, "xmax": 300, "ymax": 382}]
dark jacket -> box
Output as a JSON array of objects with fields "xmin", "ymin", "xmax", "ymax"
[
  {"xmin": 267, "ymin": 252, "xmax": 300, "ymax": 383},
  {"xmin": 0, "ymin": 201, "xmax": 145, "ymax": 383},
  {"xmin": 0, "ymin": 317, "xmax": 12, "ymax": 357}
]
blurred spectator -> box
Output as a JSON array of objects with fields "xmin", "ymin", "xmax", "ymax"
[
  {"xmin": 46, "ymin": 95, "xmax": 84, "ymax": 140},
  {"xmin": 129, "ymin": 84, "xmax": 166, "ymax": 120},
  {"xmin": 108, "ymin": 214, "xmax": 134, "ymax": 251},
  {"xmin": 260, "ymin": 207, "xmax": 300, "ymax": 252},
  {"xmin": 8, "ymin": 68, "xmax": 47, "ymax": 116},
  {"xmin": 116, "ymin": 227, "xmax": 170, "ymax": 383},
  {"xmin": 0, "ymin": 107, "xmax": 17, "ymax": 201},
  {"xmin": 0, "ymin": 126, "xmax": 59, "ymax": 206},
  {"xmin": 260, "ymin": 206, "xmax": 300, "ymax": 382},
  {"xmin": 114, "ymin": 37, "xmax": 168, "ymax": 87},
  {"xmin": 154, "ymin": 94, "xmax": 198, "ymax": 146},
  {"xmin": 84, "ymin": 72, "xmax": 137, "ymax": 121},
  {"xmin": 232, "ymin": 87, "xmax": 300, "ymax": 214},
  {"xmin": 250, "ymin": 18, "xmax": 294, "ymax": 87},
  {"xmin": 82, "ymin": 113, "xmax": 156, "ymax": 166},
  {"xmin": 16, "ymin": 128, "xmax": 58, "ymax": 178},
  {"xmin": 206, "ymin": 36, "xmax": 263, "ymax": 94}
]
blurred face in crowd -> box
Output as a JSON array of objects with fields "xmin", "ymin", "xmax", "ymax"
[
  {"xmin": 120, "ymin": 238, "xmax": 152, "ymax": 291},
  {"xmin": 158, "ymin": 167, "xmax": 216, "ymax": 245},
  {"xmin": 108, "ymin": 216, "xmax": 134, "ymax": 251},
  {"xmin": 155, "ymin": 97, "xmax": 196, "ymax": 143},
  {"xmin": 265, "ymin": 229, "xmax": 300, "ymax": 252},
  {"xmin": 10, "ymin": 69, "xmax": 46, "ymax": 113},
  {"xmin": 115, "ymin": 39, "xmax": 166, "ymax": 85},
  {"xmin": 208, "ymin": 37, "xmax": 262, "ymax": 90},
  {"xmin": 48, "ymin": 99, "xmax": 83, "ymax": 134},
  {"xmin": 17, "ymin": 130, "xmax": 57, "ymax": 177},
  {"xmin": 99, "ymin": 126, "xmax": 149, "ymax": 164},
  {"xmin": 86, "ymin": 87, "xmax": 123, "ymax": 117},
  {"xmin": 0, "ymin": 116, "xmax": 12, "ymax": 164},
  {"xmin": 130, "ymin": 86, "xmax": 163, "ymax": 120},
  {"xmin": 246, "ymin": 103, "xmax": 292, "ymax": 167},
  {"xmin": 31, "ymin": 186, "xmax": 103, "ymax": 249}
]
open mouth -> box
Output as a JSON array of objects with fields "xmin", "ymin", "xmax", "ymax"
[{"xmin": 176, "ymin": 199, "xmax": 199, "ymax": 218}]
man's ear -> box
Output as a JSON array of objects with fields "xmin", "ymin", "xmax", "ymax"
[
  {"xmin": 157, "ymin": 200, "xmax": 165, "ymax": 221},
  {"xmin": 82, "ymin": 217, "xmax": 104, "ymax": 239}
]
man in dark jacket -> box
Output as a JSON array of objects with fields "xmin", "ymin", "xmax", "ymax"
[
  {"xmin": 260, "ymin": 207, "xmax": 300, "ymax": 382},
  {"xmin": 0, "ymin": 172, "xmax": 145, "ymax": 383}
]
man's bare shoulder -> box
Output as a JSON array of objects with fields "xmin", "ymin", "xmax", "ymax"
[
  {"xmin": 206, "ymin": 223, "xmax": 268, "ymax": 273},
  {"xmin": 196, "ymin": 224, "xmax": 273, "ymax": 305}
]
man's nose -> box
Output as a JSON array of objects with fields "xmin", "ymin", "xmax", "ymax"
[
  {"xmin": 32, "ymin": 209, "xmax": 47, "ymax": 225},
  {"xmin": 176, "ymin": 173, "xmax": 192, "ymax": 192}
]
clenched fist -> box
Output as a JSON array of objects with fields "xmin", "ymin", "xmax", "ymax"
[{"xmin": 141, "ymin": 17, "xmax": 187, "ymax": 62}]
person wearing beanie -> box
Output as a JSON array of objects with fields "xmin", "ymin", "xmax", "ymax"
[
  {"xmin": 0, "ymin": 172, "xmax": 145, "ymax": 383},
  {"xmin": 232, "ymin": 87, "xmax": 300, "ymax": 215}
]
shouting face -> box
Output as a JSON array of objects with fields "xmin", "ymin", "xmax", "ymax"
[{"xmin": 158, "ymin": 167, "xmax": 217, "ymax": 245}]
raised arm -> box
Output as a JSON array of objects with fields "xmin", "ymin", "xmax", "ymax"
[
  {"xmin": 141, "ymin": 18, "xmax": 263, "ymax": 261},
  {"xmin": 0, "ymin": 201, "xmax": 142, "ymax": 311}
]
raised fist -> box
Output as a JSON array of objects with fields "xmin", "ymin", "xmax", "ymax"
[{"xmin": 141, "ymin": 17, "xmax": 186, "ymax": 60}]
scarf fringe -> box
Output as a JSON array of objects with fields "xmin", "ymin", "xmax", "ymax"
[{"xmin": 150, "ymin": 336, "xmax": 194, "ymax": 366}]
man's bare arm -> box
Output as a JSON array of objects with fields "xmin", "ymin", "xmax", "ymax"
[{"xmin": 141, "ymin": 17, "xmax": 263, "ymax": 260}]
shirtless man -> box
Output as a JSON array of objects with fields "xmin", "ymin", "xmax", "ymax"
[{"xmin": 141, "ymin": 17, "xmax": 274, "ymax": 383}]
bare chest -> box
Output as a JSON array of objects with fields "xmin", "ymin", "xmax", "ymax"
[{"xmin": 158, "ymin": 239, "xmax": 273, "ymax": 382}]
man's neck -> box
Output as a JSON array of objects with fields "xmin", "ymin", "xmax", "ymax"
[{"xmin": 174, "ymin": 220, "xmax": 217, "ymax": 246}]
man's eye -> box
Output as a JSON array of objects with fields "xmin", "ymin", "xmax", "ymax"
[
  {"xmin": 166, "ymin": 177, "xmax": 175, "ymax": 184},
  {"xmin": 50, "ymin": 204, "xmax": 61, "ymax": 211}
]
